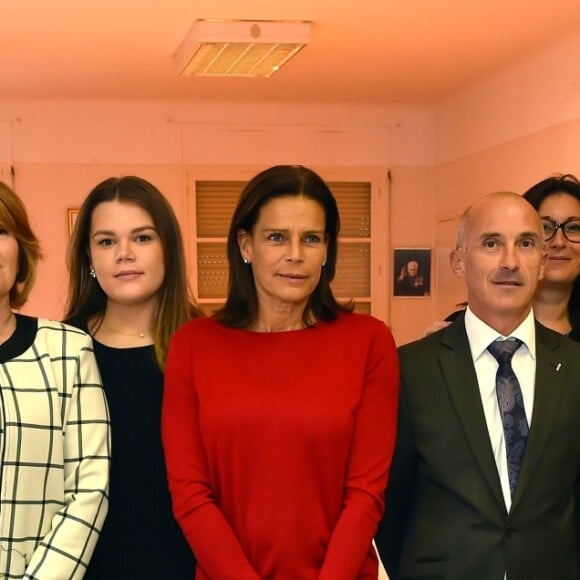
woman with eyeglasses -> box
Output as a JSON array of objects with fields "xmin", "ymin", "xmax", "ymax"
[
  {"xmin": 426, "ymin": 174, "xmax": 580, "ymax": 342},
  {"xmin": 523, "ymin": 173, "xmax": 580, "ymax": 341}
]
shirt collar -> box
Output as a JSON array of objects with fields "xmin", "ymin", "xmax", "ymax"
[{"xmin": 464, "ymin": 306, "xmax": 536, "ymax": 361}]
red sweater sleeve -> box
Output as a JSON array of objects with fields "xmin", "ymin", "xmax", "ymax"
[
  {"xmin": 318, "ymin": 322, "xmax": 399, "ymax": 579},
  {"xmin": 161, "ymin": 326, "xmax": 260, "ymax": 580}
]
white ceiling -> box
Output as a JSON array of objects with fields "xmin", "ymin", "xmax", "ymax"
[{"xmin": 2, "ymin": 0, "xmax": 580, "ymax": 104}]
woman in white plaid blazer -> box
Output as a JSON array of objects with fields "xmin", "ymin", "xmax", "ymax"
[{"xmin": 0, "ymin": 182, "xmax": 110, "ymax": 579}]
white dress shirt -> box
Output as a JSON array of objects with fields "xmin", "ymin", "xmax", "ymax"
[{"xmin": 463, "ymin": 306, "xmax": 536, "ymax": 512}]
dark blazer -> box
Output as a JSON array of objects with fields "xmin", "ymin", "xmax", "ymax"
[{"xmin": 376, "ymin": 313, "xmax": 580, "ymax": 580}]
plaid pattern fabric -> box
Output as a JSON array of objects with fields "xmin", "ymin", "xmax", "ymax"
[{"xmin": 0, "ymin": 316, "xmax": 110, "ymax": 579}]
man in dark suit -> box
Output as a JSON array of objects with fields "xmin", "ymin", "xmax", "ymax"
[{"xmin": 376, "ymin": 191, "xmax": 580, "ymax": 579}]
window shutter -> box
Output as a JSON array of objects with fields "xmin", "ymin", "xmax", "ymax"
[{"xmin": 192, "ymin": 179, "xmax": 372, "ymax": 315}]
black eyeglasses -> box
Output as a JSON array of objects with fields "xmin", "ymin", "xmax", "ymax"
[{"xmin": 541, "ymin": 218, "xmax": 580, "ymax": 243}]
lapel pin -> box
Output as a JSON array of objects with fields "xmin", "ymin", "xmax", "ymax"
[{"xmin": 555, "ymin": 363, "xmax": 562, "ymax": 372}]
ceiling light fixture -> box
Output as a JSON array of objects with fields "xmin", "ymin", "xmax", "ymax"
[{"xmin": 174, "ymin": 19, "xmax": 311, "ymax": 78}]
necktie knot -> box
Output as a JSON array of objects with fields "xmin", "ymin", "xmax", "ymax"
[{"xmin": 487, "ymin": 338, "xmax": 522, "ymax": 363}]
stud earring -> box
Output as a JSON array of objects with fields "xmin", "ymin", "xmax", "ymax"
[
  {"xmin": 89, "ymin": 267, "xmax": 96, "ymax": 279},
  {"xmin": 243, "ymin": 257, "xmax": 250, "ymax": 264},
  {"xmin": 322, "ymin": 260, "xmax": 327, "ymax": 267}
]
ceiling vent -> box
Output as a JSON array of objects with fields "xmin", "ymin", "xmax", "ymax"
[{"xmin": 175, "ymin": 19, "xmax": 311, "ymax": 78}]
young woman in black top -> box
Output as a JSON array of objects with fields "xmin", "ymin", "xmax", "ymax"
[{"xmin": 65, "ymin": 176, "xmax": 203, "ymax": 578}]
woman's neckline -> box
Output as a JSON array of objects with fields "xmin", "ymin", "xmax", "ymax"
[
  {"xmin": 91, "ymin": 337, "xmax": 154, "ymax": 351},
  {"xmin": 238, "ymin": 320, "xmax": 320, "ymax": 335}
]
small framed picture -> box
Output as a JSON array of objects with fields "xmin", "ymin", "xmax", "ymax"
[
  {"xmin": 68, "ymin": 209, "xmax": 79, "ymax": 236},
  {"xmin": 393, "ymin": 248, "xmax": 431, "ymax": 297}
]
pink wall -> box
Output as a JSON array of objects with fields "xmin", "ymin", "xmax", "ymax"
[
  {"xmin": 388, "ymin": 165, "xmax": 436, "ymax": 345},
  {"xmin": 0, "ymin": 101, "xmax": 436, "ymax": 347},
  {"xmin": 433, "ymin": 30, "xmax": 580, "ymax": 324},
  {"xmin": 1, "ymin": 27, "xmax": 580, "ymax": 346}
]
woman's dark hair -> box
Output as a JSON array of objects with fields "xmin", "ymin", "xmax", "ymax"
[
  {"xmin": 64, "ymin": 176, "xmax": 203, "ymax": 368},
  {"xmin": 215, "ymin": 165, "xmax": 352, "ymax": 328},
  {"xmin": 523, "ymin": 173, "xmax": 580, "ymax": 210},
  {"xmin": 523, "ymin": 173, "xmax": 580, "ymax": 333}
]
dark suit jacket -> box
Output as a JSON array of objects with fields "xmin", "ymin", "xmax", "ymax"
[{"xmin": 376, "ymin": 313, "xmax": 580, "ymax": 580}]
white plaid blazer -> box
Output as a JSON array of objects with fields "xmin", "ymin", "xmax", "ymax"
[{"xmin": 0, "ymin": 316, "xmax": 110, "ymax": 579}]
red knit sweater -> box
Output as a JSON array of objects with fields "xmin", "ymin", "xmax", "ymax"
[{"xmin": 162, "ymin": 313, "xmax": 399, "ymax": 579}]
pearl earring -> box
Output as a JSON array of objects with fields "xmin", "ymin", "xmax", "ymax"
[
  {"xmin": 89, "ymin": 267, "xmax": 96, "ymax": 279},
  {"xmin": 243, "ymin": 257, "xmax": 250, "ymax": 264},
  {"xmin": 322, "ymin": 260, "xmax": 327, "ymax": 267}
]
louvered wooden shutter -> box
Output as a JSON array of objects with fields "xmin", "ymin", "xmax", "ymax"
[{"xmin": 193, "ymin": 180, "xmax": 371, "ymax": 314}]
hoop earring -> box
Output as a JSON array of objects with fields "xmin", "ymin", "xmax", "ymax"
[{"xmin": 89, "ymin": 267, "xmax": 96, "ymax": 279}]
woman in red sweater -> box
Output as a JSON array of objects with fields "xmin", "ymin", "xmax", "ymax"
[{"xmin": 162, "ymin": 165, "xmax": 399, "ymax": 579}]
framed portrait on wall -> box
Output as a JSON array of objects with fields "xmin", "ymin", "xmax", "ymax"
[{"xmin": 393, "ymin": 248, "xmax": 431, "ymax": 297}]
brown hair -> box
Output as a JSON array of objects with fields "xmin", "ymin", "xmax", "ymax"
[
  {"xmin": 64, "ymin": 176, "xmax": 203, "ymax": 368},
  {"xmin": 0, "ymin": 182, "xmax": 42, "ymax": 308},
  {"xmin": 215, "ymin": 165, "xmax": 352, "ymax": 328}
]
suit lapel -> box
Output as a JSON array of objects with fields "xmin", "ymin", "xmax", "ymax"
[
  {"xmin": 439, "ymin": 317, "xmax": 506, "ymax": 511},
  {"xmin": 510, "ymin": 322, "xmax": 567, "ymax": 511}
]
